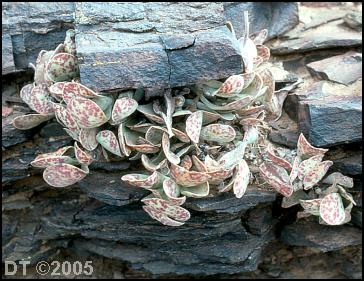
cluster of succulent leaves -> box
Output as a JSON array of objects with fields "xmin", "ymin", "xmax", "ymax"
[
  {"xmin": 259, "ymin": 133, "xmax": 356, "ymax": 226},
  {"xmin": 13, "ymin": 22, "xmax": 355, "ymax": 227}
]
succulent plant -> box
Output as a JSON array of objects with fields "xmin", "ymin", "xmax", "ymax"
[
  {"xmin": 13, "ymin": 19, "xmax": 354, "ymax": 227},
  {"xmin": 259, "ymin": 133, "xmax": 355, "ymax": 226}
]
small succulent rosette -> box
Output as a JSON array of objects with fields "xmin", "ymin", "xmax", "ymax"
[{"xmin": 259, "ymin": 133, "xmax": 355, "ymax": 226}]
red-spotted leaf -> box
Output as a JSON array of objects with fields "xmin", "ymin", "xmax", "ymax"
[
  {"xmin": 142, "ymin": 205, "xmax": 186, "ymax": 226},
  {"xmin": 297, "ymin": 155, "xmax": 324, "ymax": 180},
  {"xmin": 49, "ymin": 82, "xmax": 67, "ymax": 101},
  {"xmin": 163, "ymin": 178, "xmax": 186, "ymax": 206},
  {"xmin": 256, "ymin": 44, "xmax": 270, "ymax": 63},
  {"xmin": 289, "ymin": 156, "xmax": 301, "ymax": 184},
  {"xmin": 63, "ymin": 82, "xmax": 102, "ymax": 103},
  {"xmin": 64, "ymin": 127, "xmax": 80, "ymax": 141},
  {"xmin": 31, "ymin": 155, "xmax": 75, "ymax": 168},
  {"xmin": 68, "ymin": 96, "xmax": 108, "ymax": 128},
  {"xmin": 96, "ymin": 130, "xmax": 122, "ymax": 157},
  {"xmin": 111, "ymin": 97, "xmax": 138, "ymax": 124},
  {"xmin": 137, "ymin": 104, "xmax": 164, "ymax": 124},
  {"xmin": 29, "ymin": 85, "xmax": 54, "ymax": 115},
  {"xmin": 162, "ymin": 132, "xmax": 180, "ymax": 165},
  {"xmin": 180, "ymin": 155, "xmax": 192, "ymax": 170},
  {"xmin": 233, "ymin": 159, "xmax": 250, "ymax": 198},
  {"xmin": 266, "ymin": 143, "xmax": 292, "ymax": 171},
  {"xmin": 218, "ymin": 141, "xmax": 248, "ymax": 169},
  {"xmin": 53, "ymin": 103, "xmax": 78, "ymax": 129},
  {"xmin": 322, "ymin": 172, "xmax": 354, "ymax": 188},
  {"xmin": 200, "ymin": 95, "xmax": 251, "ymax": 112},
  {"xmin": 192, "ymin": 155, "xmax": 207, "ymax": 172},
  {"xmin": 170, "ymin": 163, "xmax": 210, "ymax": 187},
  {"xmin": 121, "ymin": 171, "xmax": 162, "ymax": 189},
  {"xmin": 200, "ymin": 124, "xmax": 236, "ymax": 143},
  {"xmin": 303, "ymin": 160, "xmax": 333, "ymax": 190},
  {"xmin": 74, "ymin": 142, "xmax": 93, "ymax": 165},
  {"xmin": 79, "ymin": 128, "xmax": 98, "ymax": 151},
  {"xmin": 200, "ymin": 110, "xmax": 221, "ymax": 125},
  {"xmin": 259, "ymin": 162, "xmax": 293, "ymax": 197},
  {"xmin": 45, "ymin": 53, "xmax": 79, "ymax": 82},
  {"xmin": 20, "ymin": 84, "xmax": 34, "ymax": 105},
  {"xmin": 141, "ymin": 153, "xmax": 168, "ymax": 173},
  {"xmin": 319, "ymin": 193, "xmax": 346, "ymax": 225},
  {"xmin": 281, "ymin": 190, "xmax": 309, "ymax": 208},
  {"xmin": 43, "ymin": 163, "xmax": 88, "ymax": 187},
  {"xmin": 180, "ymin": 182, "xmax": 210, "ymax": 198},
  {"xmin": 117, "ymin": 123, "xmax": 132, "ymax": 156},
  {"xmin": 123, "ymin": 127, "xmax": 160, "ymax": 154},
  {"xmin": 215, "ymin": 75, "xmax": 245, "ymax": 97},
  {"xmin": 185, "ymin": 111, "xmax": 203, "ymax": 143},
  {"xmin": 299, "ymin": 198, "xmax": 322, "ymax": 216},
  {"xmin": 13, "ymin": 114, "xmax": 53, "ymax": 130},
  {"xmin": 297, "ymin": 133, "xmax": 328, "ymax": 160},
  {"xmin": 142, "ymin": 197, "xmax": 190, "ymax": 221}
]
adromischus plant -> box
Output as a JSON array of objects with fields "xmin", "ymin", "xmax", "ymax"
[{"xmin": 13, "ymin": 16, "xmax": 354, "ymax": 227}]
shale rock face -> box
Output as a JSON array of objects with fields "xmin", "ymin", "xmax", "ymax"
[{"xmin": 74, "ymin": 2, "xmax": 243, "ymax": 93}]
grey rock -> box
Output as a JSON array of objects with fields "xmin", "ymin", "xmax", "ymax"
[
  {"xmin": 351, "ymin": 208, "xmax": 362, "ymax": 228},
  {"xmin": 223, "ymin": 3, "xmax": 299, "ymax": 40},
  {"xmin": 281, "ymin": 221, "xmax": 362, "ymax": 252},
  {"xmin": 246, "ymin": 207, "xmax": 273, "ymax": 236},
  {"xmin": 2, "ymin": 2, "xmax": 75, "ymax": 72},
  {"xmin": 2, "ymin": 34, "xmax": 16, "ymax": 75},
  {"xmin": 333, "ymin": 153, "xmax": 362, "ymax": 176},
  {"xmin": 75, "ymin": 2, "xmax": 243, "ymax": 92},
  {"xmin": 286, "ymin": 80, "xmax": 362, "ymax": 147},
  {"xmin": 76, "ymin": 172, "xmax": 148, "ymax": 207},
  {"xmin": 344, "ymin": 12, "xmax": 362, "ymax": 32},
  {"xmin": 306, "ymin": 51, "xmax": 362, "ymax": 85},
  {"xmin": 185, "ymin": 187, "xmax": 276, "ymax": 214},
  {"xmin": 271, "ymin": 20, "xmax": 362, "ymax": 55}
]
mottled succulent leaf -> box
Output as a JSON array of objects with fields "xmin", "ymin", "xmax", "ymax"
[
  {"xmin": 289, "ymin": 156, "xmax": 301, "ymax": 184},
  {"xmin": 74, "ymin": 142, "xmax": 93, "ymax": 165},
  {"xmin": 180, "ymin": 155, "xmax": 192, "ymax": 170},
  {"xmin": 43, "ymin": 163, "xmax": 87, "ymax": 187},
  {"xmin": 192, "ymin": 155, "xmax": 207, "ymax": 172},
  {"xmin": 142, "ymin": 197, "xmax": 190, "ymax": 221},
  {"xmin": 64, "ymin": 29, "xmax": 76, "ymax": 55},
  {"xmin": 259, "ymin": 162, "xmax": 293, "ymax": 197},
  {"xmin": 214, "ymin": 75, "xmax": 245, "ymax": 97},
  {"xmin": 180, "ymin": 182, "xmax": 210, "ymax": 198},
  {"xmin": 250, "ymin": 29, "xmax": 268, "ymax": 45},
  {"xmin": 31, "ymin": 155, "xmax": 76, "ymax": 168},
  {"xmin": 303, "ymin": 160, "xmax": 333, "ymax": 190},
  {"xmin": 29, "ymin": 85, "xmax": 54, "ymax": 114},
  {"xmin": 233, "ymin": 159, "xmax": 250, "ymax": 198},
  {"xmin": 170, "ymin": 163, "xmax": 210, "ymax": 187},
  {"xmin": 266, "ymin": 143, "xmax": 292, "ymax": 171},
  {"xmin": 185, "ymin": 111, "xmax": 203, "ymax": 143},
  {"xmin": 49, "ymin": 82, "xmax": 67, "ymax": 101},
  {"xmin": 64, "ymin": 127, "xmax": 80, "ymax": 141},
  {"xmin": 52, "ymin": 103, "xmax": 78, "ymax": 129},
  {"xmin": 96, "ymin": 130, "xmax": 122, "ymax": 157},
  {"xmin": 137, "ymin": 104, "xmax": 164, "ymax": 124},
  {"xmin": 297, "ymin": 155, "xmax": 324, "ymax": 180},
  {"xmin": 242, "ymin": 126, "xmax": 259, "ymax": 144},
  {"xmin": 239, "ymin": 37, "xmax": 257, "ymax": 73},
  {"xmin": 297, "ymin": 133, "xmax": 328, "ymax": 160},
  {"xmin": 79, "ymin": 128, "xmax": 98, "ymax": 151},
  {"xmin": 200, "ymin": 124, "xmax": 236, "ymax": 143},
  {"xmin": 13, "ymin": 114, "xmax": 53, "ymax": 130},
  {"xmin": 142, "ymin": 205, "xmax": 185, "ymax": 226},
  {"xmin": 319, "ymin": 193, "xmax": 346, "ymax": 225},
  {"xmin": 112, "ymin": 97, "xmax": 138, "ymax": 124},
  {"xmin": 163, "ymin": 178, "xmax": 186, "ymax": 206},
  {"xmin": 162, "ymin": 132, "xmax": 180, "ymax": 165},
  {"xmin": 200, "ymin": 95, "xmax": 251, "ymax": 112},
  {"xmin": 20, "ymin": 84, "xmax": 34, "ymax": 105},
  {"xmin": 322, "ymin": 172, "xmax": 354, "ymax": 188},
  {"xmin": 117, "ymin": 123, "xmax": 132, "ymax": 156},
  {"xmin": 256, "ymin": 44, "xmax": 270, "ymax": 62},
  {"xmin": 218, "ymin": 141, "xmax": 247, "ymax": 169},
  {"xmin": 299, "ymin": 198, "xmax": 322, "ymax": 216},
  {"xmin": 63, "ymin": 82, "xmax": 102, "ymax": 104},
  {"xmin": 45, "ymin": 53, "xmax": 78, "ymax": 82},
  {"xmin": 122, "ymin": 171, "xmax": 163, "ymax": 189},
  {"xmin": 68, "ymin": 96, "xmax": 108, "ymax": 128}
]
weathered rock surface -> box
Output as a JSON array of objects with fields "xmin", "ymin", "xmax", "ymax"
[
  {"xmin": 306, "ymin": 51, "xmax": 362, "ymax": 85},
  {"xmin": 75, "ymin": 2, "xmax": 243, "ymax": 93},
  {"xmin": 281, "ymin": 221, "xmax": 362, "ymax": 252},
  {"xmin": 285, "ymin": 80, "xmax": 362, "ymax": 147},
  {"xmin": 223, "ymin": 2, "xmax": 299, "ymax": 40},
  {"xmin": 2, "ymin": 2, "xmax": 75, "ymax": 72},
  {"xmin": 271, "ymin": 20, "xmax": 362, "ymax": 55}
]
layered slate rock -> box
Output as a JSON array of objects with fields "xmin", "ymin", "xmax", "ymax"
[
  {"xmin": 271, "ymin": 19, "xmax": 362, "ymax": 55},
  {"xmin": 74, "ymin": 2, "xmax": 243, "ymax": 93},
  {"xmin": 223, "ymin": 2, "xmax": 299, "ymax": 40},
  {"xmin": 2, "ymin": 2, "xmax": 75, "ymax": 72},
  {"xmin": 281, "ymin": 221, "xmax": 362, "ymax": 252},
  {"xmin": 306, "ymin": 51, "xmax": 362, "ymax": 85},
  {"xmin": 285, "ymin": 80, "xmax": 362, "ymax": 147}
]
